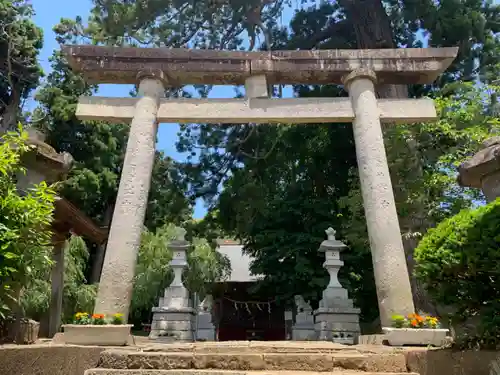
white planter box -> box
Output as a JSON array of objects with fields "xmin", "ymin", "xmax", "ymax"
[
  {"xmin": 62, "ymin": 324, "xmax": 133, "ymax": 346},
  {"xmin": 382, "ymin": 327, "xmax": 449, "ymax": 347}
]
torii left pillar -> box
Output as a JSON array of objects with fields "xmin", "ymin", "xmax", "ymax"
[{"xmin": 94, "ymin": 70, "xmax": 165, "ymax": 319}]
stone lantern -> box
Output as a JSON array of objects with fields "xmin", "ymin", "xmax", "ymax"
[
  {"xmin": 314, "ymin": 227, "xmax": 360, "ymax": 343},
  {"xmin": 16, "ymin": 129, "xmax": 73, "ymax": 192},
  {"xmin": 149, "ymin": 228, "xmax": 196, "ymax": 342},
  {"xmin": 458, "ymin": 137, "xmax": 500, "ymax": 201}
]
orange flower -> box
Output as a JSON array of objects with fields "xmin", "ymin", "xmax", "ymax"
[
  {"xmin": 92, "ymin": 314, "xmax": 104, "ymax": 319},
  {"xmin": 410, "ymin": 319, "xmax": 418, "ymax": 327},
  {"xmin": 415, "ymin": 315, "xmax": 424, "ymax": 323}
]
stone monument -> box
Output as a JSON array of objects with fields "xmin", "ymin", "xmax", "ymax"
[
  {"xmin": 314, "ymin": 228, "xmax": 360, "ymax": 344},
  {"xmin": 149, "ymin": 228, "xmax": 196, "ymax": 342},
  {"xmin": 458, "ymin": 136, "xmax": 500, "ymax": 201},
  {"xmin": 292, "ymin": 295, "xmax": 315, "ymax": 340},
  {"xmin": 63, "ymin": 45, "xmax": 458, "ymax": 328},
  {"xmin": 196, "ymin": 295, "xmax": 215, "ymax": 341}
]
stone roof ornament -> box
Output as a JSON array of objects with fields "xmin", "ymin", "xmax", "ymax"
[
  {"xmin": 175, "ymin": 227, "xmax": 187, "ymax": 242},
  {"xmin": 458, "ymin": 135, "xmax": 500, "ymax": 201},
  {"xmin": 319, "ymin": 227, "xmax": 347, "ymax": 253}
]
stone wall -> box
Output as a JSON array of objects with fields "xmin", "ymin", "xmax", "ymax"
[
  {"xmin": 406, "ymin": 349, "xmax": 499, "ymax": 375},
  {"xmin": 0, "ymin": 344, "xmax": 498, "ymax": 375},
  {"xmin": 0, "ymin": 345, "xmax": 104, "ymax": 375}
]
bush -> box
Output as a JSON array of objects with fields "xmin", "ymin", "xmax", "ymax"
[
  {"xmin": 414, "ymin": 198, "xmax": 500, "ymax": 348},
  {"xmin": 0, "ymin": 127, "xmax": 56, "ymax": 321}
]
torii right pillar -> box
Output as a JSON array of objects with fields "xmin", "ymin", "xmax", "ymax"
[{"xmin": 343, "ymin": 68, "xmax": 414, "ymax": 328}]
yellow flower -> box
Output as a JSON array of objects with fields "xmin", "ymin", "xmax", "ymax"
[{"xmin": 113, "ymin": 313, "xmax": 124, "ymax": 318}]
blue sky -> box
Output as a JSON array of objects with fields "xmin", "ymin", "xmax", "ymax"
[
  {"xmin": 31, "ymin": 0, "xmax": 242, "ymax": 218},
  {"xmin": 31, "ymin": 0, "xmax": 296, "ymax": 218}
]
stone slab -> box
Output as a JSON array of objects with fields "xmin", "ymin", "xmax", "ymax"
[
  {"xmin": 0, "ymin": 345, "xmax": 104, "ymax": 375},
  {"xmin": 151, "ymin": 312, "xmax": 196, "ymax": 321},
  {"xmin": 291, "ymin": 328, "xmax": 316, "ymax": 341},
  {"xmin": 85, "ymin": 370, "xmax": 419, "ymax": 375},
  {"xmin": 315, "ymin": 321, "xmax": 361, "ymax": 332},
  {"xmin": 314, "ymin": 313, "xmax": 360, "ymax": 323},
  {"xmin": 196, "ymin": 329, "xmax": 215, "ymax": 341},
  {"xmin": 63, "ymin": 45, "xmax": 458, "ymax": 85},
  {"xmin": 358, "ymin": 334, "xmax": 387, "ymax": 345},
  {"xmin": 149, "ymin": 330, "xmax": 194, "ymax": 340},
  {"xmin": 77, "ymin": 97, "xmax": 438, "ymax": 125},
  {"xmin": 97, "ymin": 351, "xmax": 408, "ymax": 373},
  {"xmin": 152, "ymin": 320, "xmax": 193, "ymax": 331},
  {"xmin": 315, "ymin": 306, "xmax": 361, "ymax": 316}
]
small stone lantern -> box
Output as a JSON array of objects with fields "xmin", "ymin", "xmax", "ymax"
[
  {"xmin": 149, "ymin": 228, "xmax": 196, "ymax": 342},
  {"xmin": 314, "ymin": 228, "xmax": 360, "ymax": 343}
]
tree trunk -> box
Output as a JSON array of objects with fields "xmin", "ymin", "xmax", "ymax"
[
  {"xmin": 339, "ymin": 0, "xmax": 438, "ymax": 315},
  {"xmin": 90, "ymin": 203, "xmax": 114, "ymax": 283},
  {"xmin": 48, "ymin": 239, "xmax": 66, "ymax": 338},
  {"xmin": 11, "ymin": 283, "xmax": 24, "ymax": 344},
  {"xmin": 0, "ymin": 88, "xmax": 20, "ymax": 133}
]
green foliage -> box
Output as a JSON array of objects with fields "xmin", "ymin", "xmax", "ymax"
[
  {"xmin": 130, "ymin": 223, "xmax": 230, "ymax": 326},
  {"xmin": 21, "ymin": 235, "xmax": 97, "ymax": 323},
  {"xmin": 72, "ymin": 312, "xmax": 124, "ymax": 325},
  {"xmin": 62, "ymin": 235, "xmax": 97, "ymax": 322},
  {"xmin": 34, "ymin": 49, "xmax": 191, "ymax": 230},
  {"xmin": 0, "ymin": 127, "xmax": 55, "ymax": 319},
  {"xmin": 0, "ymin": 0, "xmax": 44, "ymax": 131},
  {"xmin": 415, "ymin": 198, "xmax": 500, "ymax": 348}
]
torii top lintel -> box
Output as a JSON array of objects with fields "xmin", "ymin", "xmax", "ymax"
[{"xmin": 62, "ymin": 45, "xmax": 458, "ymax": 86}]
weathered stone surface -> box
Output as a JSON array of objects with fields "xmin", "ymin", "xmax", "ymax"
[
  {"xmin": 85, "ymin": 371, "xmax": 418, "ymax": 375},
  {"xmin": 96, "ymin": 350, "xmax": 409, "ymax": 373},
  {"xmin": 0, "ymin": 345, "xmax": 104, "ymax": 375},
  {"xmin": 343, "ymin": 68, "xmax": 414, "ymax": 327},
  {"xmin": 193, "ymin": 353, "xmax": 265, "ymax": 370},
  {"xmin": 358, "ymin": 334, "xmax": 387, "ymax": 345},
  {"xmin": 406, "ymin": 348, "xmax": 499, "ymax": 375},
  {"xmin": 94, "ymin": 77, "xmax": 164, "ymax": 318},
  {"xmin": 382, "ymin": 328, "xmax": 449, "ymax": 347},
  {"xmin": 76, "ymin": 96, "xmax": 438, "ymax": 125},
  {"xmin": 458, "ymin": 136, "xmax": 500, "ymax": 201},
  {"xmin": 127, "ymin": 352, "xmax": 194, "ymax": 369},
  {"xmin": 63, "ymin": 45, "xmax": 458, "ymax": 85},
  {"xmin": 262, "ymin": 353, "xmax": 337, "ymax": 371}
]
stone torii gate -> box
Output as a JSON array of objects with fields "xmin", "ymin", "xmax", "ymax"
[{"xmin": 63, "ymin": 46, "xmax": 457, "ymax": 328}]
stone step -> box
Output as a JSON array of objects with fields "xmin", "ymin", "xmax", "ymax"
[
  {"xmin": 98, "ymin": 351, "xmax": 408, "ymax": 373},
  {"xmin": 130, "ymin": 340, "xmax": 402, "ymax": 354},
  {"xmin": 86, "ymin": 370, "xmax": 418, "ymax": 375}
]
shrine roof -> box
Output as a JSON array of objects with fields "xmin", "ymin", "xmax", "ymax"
[
  {"xmin": 216, "ymin": 239, "xmax": 262, "ymax": 283},
  {"xmin": 53, "ymin": 197, "xmax": 108, "ymax": 244},
  {"xmin": 63, "ymin": 45, "xmax": 458, "ymax": 86}
]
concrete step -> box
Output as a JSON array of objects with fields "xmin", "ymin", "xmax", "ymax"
[
  {"xmin": 86, "ymin": 370, "xmax": 419, "ymax": 375},
  {"xmin": 98, "ymin": 351, "xmax": 409, "ymax": 373}
]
